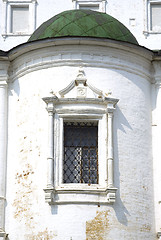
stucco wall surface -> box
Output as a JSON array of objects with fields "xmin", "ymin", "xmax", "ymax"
[{"xmin": 5, "ymin": 43, "xmax": 155, "ymax": 239}]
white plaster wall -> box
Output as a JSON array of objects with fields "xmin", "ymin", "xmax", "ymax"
[{"xmin": 5, "ymin": 42, "xmax": 155, "ymax": 239}]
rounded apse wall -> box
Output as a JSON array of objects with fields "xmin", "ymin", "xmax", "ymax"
[{"xmin": 6, "ymin": 38, "xmax": 155, "ymax": 239}]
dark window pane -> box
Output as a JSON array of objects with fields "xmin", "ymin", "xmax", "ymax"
[{"xmin": 63, "ymin": 122, "xmax": 98, "ymax": 184}]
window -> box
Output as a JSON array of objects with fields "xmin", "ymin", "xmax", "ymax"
[
  {"xmin": 79, "ymin": 4, "xmax": 99, "ymax": 11},
  {"xmin": 63, "ymin": 122, "xmax": 98, "ymax": 184},
  {"xmin": 150, "ymin": 3, "xmax": 161, "ymax": 31},
  {"xmin": 43, "ymin": 69, "xmax": 119, "ymax": 205},
  {"xmin": 2, "ymin": 0, "xmax": 36, "ymax": 38},
  {"xmin": 72, "ymin": 0, "xmax": 107, "ymax": 12},
  {"xmin": 11, "ymin": 6, "xmax": 29, "ymax": 33},
  {"xmin": 144, "ymin": 0, "xmax": 161, "ymax": 35}
]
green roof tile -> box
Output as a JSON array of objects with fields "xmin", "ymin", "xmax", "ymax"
[{"xmin": 28, "ymin": 9, "xmax": 138, "ymax": 45}]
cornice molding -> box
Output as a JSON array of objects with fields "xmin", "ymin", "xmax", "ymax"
[
  {"xmin": 8, "ymin": 43, "xmax": 152, "ymax": 82},
  {"xmin": 2, "ymin": 0, "xmax": 36, "ymax": 2}
]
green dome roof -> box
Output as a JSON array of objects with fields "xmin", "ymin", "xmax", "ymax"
[{"xmin": 28, "ymin": 9, "xmax": 138, "ymax": 45}]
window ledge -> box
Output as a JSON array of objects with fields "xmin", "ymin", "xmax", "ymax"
[
  {"xmin": 44, "ymin": 186, "xmax": 117, "ymax": 205},
  {"xmin": 143, "ymin": 31, "xmax": 161, "ymax": 36},
  {"xmin": 2, "ymin": 33, "xmax": 31, "ymax": 38}
]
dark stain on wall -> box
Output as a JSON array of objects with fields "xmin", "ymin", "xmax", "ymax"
[{"xmin": 86, "ymin": 210, "xmax": 110, "ymax": 240}]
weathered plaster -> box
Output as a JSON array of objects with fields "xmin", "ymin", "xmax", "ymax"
[
  {"xmin": 86, "ymin": 210, "xmax": 110, "ymax": 240},
  {"xmin": 2, "ymin": 40, "xmax": 156, "ymax": 239}
]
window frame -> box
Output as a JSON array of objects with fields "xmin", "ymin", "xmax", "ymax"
[
  {"xmin": 72, "ymin": 0, "xmax": 107, "ymax": 12},
  {"xmin": 63, "ymin": 121, "xmax": 99, "ymax": 184},
  {"xmin": 10, "ymin": 5, "xmax": 29, "ymax": 33},
  {"xmin": 42, "ymin": 73, "xmax": 119, "ymax": 205},
  {"xmin": 2, "ymin": 0, "xmax": 37, "ymax": 38},
  {"xmin": 144, "ymin": 0, "xmax": 161, "ymax": 36},
  {"xmin": 57, "ymin": 110, "xmax": 105, "ymax": 189}
]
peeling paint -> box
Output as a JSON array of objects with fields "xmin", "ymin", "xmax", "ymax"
[
  {"xmin": 86, "ymin": 210, "xmax": 110, "ymax": 240},
  {"xmin": 140, "ymin": 224, "xmax": 151, "ymax": 232},
  {"xmin": 25, "ymin": 228, "xmax": 56, "ymax": 240},
  {"xmin": 12, "ymin": 163, "xmax": 36, "ymax": 229},
  {"xmin": 142, "ymin": 185, "xmax": 148, "ymax": 191}
]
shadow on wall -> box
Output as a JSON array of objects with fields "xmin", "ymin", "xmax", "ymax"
[
  {"xmin": 8, "ymin": 79, "xmax": 20, "ymax": 97},
  {"xmin": 112, "ymin": 106, "xmax": 131, "ymax": 226},
  {"xmin": 49, "ymin": 105, "xmax": 132, "ymax": 227}
]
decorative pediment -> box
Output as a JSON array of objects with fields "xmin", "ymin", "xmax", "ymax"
[
  {"xmin": 55, "ymin": 68, "xmax": 111, "ymax": 99},
  {"xmin": 43, "ymin": 68, "xmax": 118, "ymax": 116}
]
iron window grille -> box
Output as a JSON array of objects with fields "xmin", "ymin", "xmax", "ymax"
[{"xmin": 63, "ymin": 122, "xmax": 98, "ymax": 184}]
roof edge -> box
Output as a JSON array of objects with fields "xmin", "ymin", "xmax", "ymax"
[{"xmin": 7, "ymin": 37, "xmax": 152, "ymax": 61}]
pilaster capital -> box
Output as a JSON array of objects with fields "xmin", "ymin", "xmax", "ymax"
[
  {"xmin": 152, "ymin": 61, "xmax": 161, "ymax": 87},
  {"xmin": 43, "ymin": 95, "xmax": 58, "ymax": 114},
  {"xmin": 46, "ymin": 104, "xmax": 56, "ymax": 114},
  {"xmin": 0, "ymin": 60, "xmax": 10, "ymax": 85},
  {"xmin": 106, "ymin": 98, "xmax": 119, "ymax": 114}
]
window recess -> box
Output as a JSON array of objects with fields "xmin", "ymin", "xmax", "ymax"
[
  {"xmin": 43, "ymin": 68, "xmax": 119, "ymax": 205},
  {"xmin": 63, "ymin": 122, "xmax": 98, "ymax": 184},
  {"xmin": 150, "ymin": 3, "xmax": 161, "ymax": 31},
  {"xmin": 144, "ymin": 0, "xmax": 161, "ymax": 36},
  {"xmin": 11, "ymin": 5, "xmax": 29, "ymax": 33},
  {"xmin": 72, "ymin": 0, "xmax": 107, "ymax": 12}
]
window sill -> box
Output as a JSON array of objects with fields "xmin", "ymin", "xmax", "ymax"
[
  {"xmin": 143, "ymin": 31, "xmax": 161, "ymax": 37},
  {"xmin": 2, "ymin": 33, "xmax": 31, "ymax": 38},
  {"xmin": 44, "ymin": 186, "xmax": 117, "ymax": 205}
]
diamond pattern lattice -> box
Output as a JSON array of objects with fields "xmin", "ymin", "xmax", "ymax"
[{"xmin": 63, "ymin": 122, "xmax": 98, "ymax": 184}]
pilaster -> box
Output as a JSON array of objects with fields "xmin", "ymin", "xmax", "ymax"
[
  {"xmin": 46, "ymin": 102, "xmax": 55, "ymax": 188},
  {"xmin": 0, "ymin": 60, "xmax": 9, "ymax": 239},
  {"xmin": 107, "ymin": 101, "xmax": 117, "ymax": 188},
  {"xmin": 152, "ymin": 61, "xmax": 161, "ymax": 235},
  {"xmin": 106, "ymin": 99, "xmax": 118, "ymax": 203},
  {"xmin": 43, "ymin": 96, "xmax": 57, "ymax": 204}
]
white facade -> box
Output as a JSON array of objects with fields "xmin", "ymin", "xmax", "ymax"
[
  {"xmin": 0, "ymin": 37, "xmax": 160, "ymax": 239},
  {"xmin": 1, "ymin": 0, "xmax": 161, "ymax": 239}
]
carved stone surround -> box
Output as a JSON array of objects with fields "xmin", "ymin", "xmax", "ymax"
[{"xmin": 43, "ymin": 69, "xmax": 119, "ymax": 205}]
